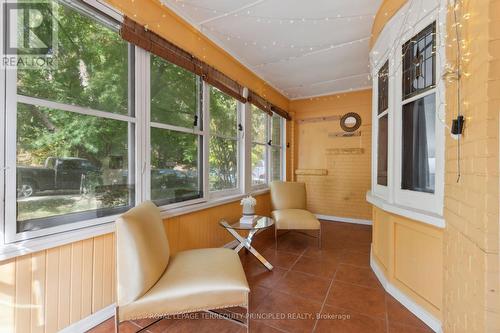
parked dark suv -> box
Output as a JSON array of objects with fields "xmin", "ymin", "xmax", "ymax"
[{"xmin": 17, "ymin": 157, "xmax": 101, "ymax": 198}]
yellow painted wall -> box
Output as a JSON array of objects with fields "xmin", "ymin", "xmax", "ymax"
[
  {"xmin": 0, "ymin": 193, "xmax": 271, "ymax": 332},
  {"xmin": 104, "ymin": 0, "xmax": 288, "ymax": 111},
  {"xmin": 442, "ymin": 1, "xmax": 499, "ymax": 332},
  {"xmin": 0, "ymin": 233, "xmax": 116, "ymax": 333},
  {"xmin": 372, "ymin": 207, "xmax": 443, "ymax": 318},
  {"xmin": 370, "ymin": 0, "xmax": 407, "ymax": 48},
  {"xmin": 289, "ymin": 90, "xmax": 372, "ymax": 220},
  {"xmin": 370, "ymin": 0, "xmax": 500, "ymax": 331}
]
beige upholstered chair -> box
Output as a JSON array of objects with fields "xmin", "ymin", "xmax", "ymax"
[
  {"xmin": 115, "ymin": 201, "xmax": 250, "ymax": 332},
  {"xmin": 270, "ymin": 181, "xmax": 321, "ymax": 248}
]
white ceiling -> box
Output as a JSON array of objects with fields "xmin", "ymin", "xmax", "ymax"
[{"xmin": 161, "ymin": 0, "xmax": 382, "ymax": 99}]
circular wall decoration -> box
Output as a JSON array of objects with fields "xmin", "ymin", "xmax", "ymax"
[{"xmin": 340, "ymin": 112, "xmax": 362, "ymax": 132}]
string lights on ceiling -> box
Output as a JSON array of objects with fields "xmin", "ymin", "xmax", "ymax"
[
  {"xmin": 200, "ymin": 26, "xmax": 371, "ymax": 68},
  {"xmin": 148, "ymin": 0, "xmax": 469, "ymax": 105},
  {"xmin": 169, "ymin": 0, "xmax": 375, "ymax": 24}
]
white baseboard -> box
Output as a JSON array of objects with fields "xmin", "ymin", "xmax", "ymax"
[
  {"xmin": 370, "ymin": 252, "xmax": 442, "ymax": 333},
  {"xmin": 59, "ymin": 303, "xmax": 115, "ymax": 333},
  {"xmin": 316, "ymin": 214, "xmax": 372, "ymax": 226}
]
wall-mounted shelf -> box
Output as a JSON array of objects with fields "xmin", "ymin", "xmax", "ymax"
[
  {"xmin": 297, "ymin": 115, "xmax": 341, "ymax": 124},
  {"xmin": 326, "ymin": 148, "xmax": 365, "ymax": 155},
  {"xmin": 328, "ymin": 131, "xmax": 361, "ymax": 138}
]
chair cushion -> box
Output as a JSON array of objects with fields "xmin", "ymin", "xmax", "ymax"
[
  {"xmin": 119, "ymin": 248, "xmax": 249, "ymax": 320},
  {"xmin": 272, "ymin": 209, "xmax": 320, "ymax": 230},
  {"xmin": 116, "ymin": 201, "xmax": 170, "ymax": 307},
  {"xmin": 270, "ymin": 181, "xmax": 307, "ymax": 210}
]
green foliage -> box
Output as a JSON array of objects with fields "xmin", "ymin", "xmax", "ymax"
[
  {"xmin": 208, "ymin": 87, "xmax": 238, "ymax": 191},
  {"xmin": 17, "ymin": 1, "xmax": 129, "ymax": 167}
]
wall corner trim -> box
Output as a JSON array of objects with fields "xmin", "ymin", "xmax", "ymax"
[
  {"xmin": 316, "ymin": 214, "xmax": 372, "ymax": 226},
  {"xmin": 59, "ymin": 303, "xmax": 115, "ymax": 333},
  {"xmin": 370, "ymin": 252, "xmax": 443, "ymax": 333}
]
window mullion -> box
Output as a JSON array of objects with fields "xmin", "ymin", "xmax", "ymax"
[
  {"xmin": 266, "ymin": 114, "xmax": 271, "ymax": 185},
  {"xmin": 242, "ymin": 101, "xmax": 252, "ymax": 194},
  {"xmin": 136, "ymin": 46, "xmax": 149, "ymax": 203},
  {"xmin": 202, "ymin": 81, "xmax": 210, "ymax": 199}
]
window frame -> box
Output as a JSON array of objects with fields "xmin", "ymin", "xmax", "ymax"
[
  {"xmin": 250, "ymin": 106, "xmax": 270, "ymax": 189},
  {"xmin": 269, "ymin": 114, "xmax": 285, "ymax": 182},
  {"xmin": 145, "ymin": 52, "xmax": 207, "ymax": 209},
  {"xmin": 372, "ymin": 59, "xmax": 392, "ymax": 200},
  {"xmin": 250, "ymin": 108, "xmax": 286, "ymax": 190},
  {"xmin": 370, "ymin": 3, "xmax": 446, "ymax": 217},
  {"xmin": 3, "ymin": 0, "xmax": 137, "ymax": 243},
  {"xmin": 207, "ymin": 85, "xmax": 242, "ymax": 199}
]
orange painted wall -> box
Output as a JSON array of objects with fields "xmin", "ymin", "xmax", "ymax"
[
  {"xmin": 289, "ymin": 90, "xmax": 372, "ymax": 220},
  {"xmin": 0, "ymin": 193, "xmax": 271, "ymax": 332},
  {"xmin": 104, "ymin": 0, "xmax": 288, "ymax": 111},
  {"xmin": 442, "ymin": 1, "xmax": 499, "ymax": 332},
  {"xmin": 369, "ymin": 0, "xmax": 500, "ymax": 331},
  {"xmin": 0, "ymin": 233, "xmax": 116, "ymax": 333},
  {"xmin": 370, "ymin": 0, "xmax": 407, "ymax": 48}
]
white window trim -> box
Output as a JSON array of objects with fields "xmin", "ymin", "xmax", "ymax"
[
  {"xmin": 250, "ymin": 107, "xmax": 269, "ymax": 190},
  {"xmin": 372, "ymin": 59, "xmax": 392, "ymax": 201},
  {"xmin": 269, "ymin": 115, "xmax": 285, "ymax": 182},
  {"xmin": 146, "ymin": 53, "xmax": 209, "ymax": 210},
  {"xmin": 249, "ymin": 109, "xmax": 285, "ymax": 189},
  {"xmin": 3, "ymin": 2, "xmax": 136, "ymax": 243},
  {"xmin": 207, "ymin": 85, "xmax": 243, "ymax": 199},
  {"xmin": 370, "ymin": 0, "xmax": 447, "ymax": 220}
]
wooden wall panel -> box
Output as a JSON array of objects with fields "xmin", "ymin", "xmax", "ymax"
[
  {"xmin": 14, "ymin": 255, "xmax": 31, "ymax": 333},
  {"xmin": 92, "ymin": 236, "xmax": 104, "ymax": 313},
  {"xmin": 44, "ymin": 248, "xmax": 59, "ymax": 333},
  {"xmin": 81, "ymin": 239, "xmax": 94, "ymax": 319},
  {"xmin": 394, "ymin": 223, "xmax": 442, "ymax": 310},
  {"xmin": 372, "ymin": 207, "xmax": 391, "ymax": 273},
  {"xmin": 30, "ymin": 252, "xmax": 45, "ymax": 333},
  {"xmin": 0, "ymin": 258, "xmax": 16, "ymax": 332},
  {"xmin": 70, "ymin": 241, "xmax": 83, "ymax": 324},
  {"xmin": 58, "ymin": 244, "xmax": 72, "ymax": 329},
  {"xmin": 0, "ymin": 193, "xmax": 271, "ymax": 332},
  {"xmin": 371, "ymin": 207, "xmax": 443, "ymax": 318}
]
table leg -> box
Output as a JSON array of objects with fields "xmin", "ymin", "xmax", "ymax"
[
  {"xmin": 222, "ymin": 225, "xmax": 274, "ymax": 270},
  {"xmin": 245, "ymin": 244, "xmax": 273, "ymax": 270}
]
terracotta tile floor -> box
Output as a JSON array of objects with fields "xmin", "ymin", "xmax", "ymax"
[{"xmin": 88, "ymin": 221, "xmax": 433, "ymax": 333}]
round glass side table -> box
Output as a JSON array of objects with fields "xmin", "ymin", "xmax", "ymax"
[{"xmin": 219, "ymin": 216, "xmax": 275, "ymax": 270}]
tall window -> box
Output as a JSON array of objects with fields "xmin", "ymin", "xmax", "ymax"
[
  {"xmin": 150, "ymin": 55, "xmax": 203, "ymax": 205},
  {"xmin": 8, "ymin": 0, "xmax": 134, "ymax": 237},
  {"xmin": 270, "ymin": 114, "xmax": 284, "ymax": 181},
  {"xmin": 401, "ymin": 23, "xmax": 436, "ymax": 193},
  {"xmin": 208, "ymin": 86, "xmax": 240, "ymax": 193},
  {"xmin": 251, "ymin": 106, "xmax": 269, "ymax": 186},
  {"xmin": 251, "ymin": 106, "xmax": 284, "ymax": 186},
  {"xmin": 377, "ymin": 61, "xmax": 389, "ymax": 186}
]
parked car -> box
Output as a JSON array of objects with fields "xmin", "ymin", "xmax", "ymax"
[{"xmin": 17, "ymin": 157, "xmax": 101, "ymax": 198}]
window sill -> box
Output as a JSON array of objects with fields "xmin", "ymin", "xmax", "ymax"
[
  {"xmin": 0, "ymin": 188, "xmax": 270, "ymax": 261},
  {"xmin": 160, "ymin": 188, "xmax": 269, "ymax": 219},
  {"xmin": 366, "ymin": 191, "xmax": 445, "ymax": 229}
]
